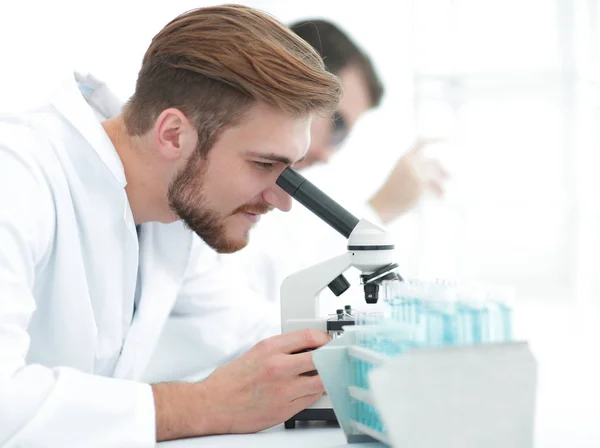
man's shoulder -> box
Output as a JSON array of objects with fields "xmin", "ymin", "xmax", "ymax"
[
  {"xmin": 0, "ymin": 108, "xmax": 67, "ymax": 178},
  {"xmin": 0, "ymin": 106, "xmax": 63, "ymax": 150}
]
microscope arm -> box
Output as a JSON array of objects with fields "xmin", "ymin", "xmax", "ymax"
[{"xmin": 280, "ymin": 252, "xmax": 353, "ymax": 333}]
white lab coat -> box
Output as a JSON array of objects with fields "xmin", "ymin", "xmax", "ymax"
[{"xmin": 0, "ymin": 73, "xmax": 273, "ymax": 446}]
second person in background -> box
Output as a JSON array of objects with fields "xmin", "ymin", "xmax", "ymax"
[{"xmin": 235, "ymin": 19, "xmax": 450, "ymax": 315}]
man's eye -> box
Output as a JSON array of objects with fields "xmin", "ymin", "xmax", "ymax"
[{"xmin": 254, "ymin": 161, "xmax": 274, "ymax": 170}]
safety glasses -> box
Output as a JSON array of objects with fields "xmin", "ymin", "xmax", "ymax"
[{"xmin": 329, "ymin": 111, "xmax": 350, "ymax": 148}]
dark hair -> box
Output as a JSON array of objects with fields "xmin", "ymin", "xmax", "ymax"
[
  {"xmin": 123, "ymin": 5, "xmax": 341, "ymax": 157},
  {"xmin": 290, "ymin": 19, "xmax": 384, "ymax": 108}
]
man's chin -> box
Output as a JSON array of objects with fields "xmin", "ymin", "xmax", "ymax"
[
  {"xmin": 213, "ymin": 239, "xmax": 248, "ymax": 254},
  {"xmin": 183, "ymin": 216, "xmax": 250, "ymax": 253},
  {"xmin": 202, "ymin": 233, "xmax": 249, "ymax": 254}
]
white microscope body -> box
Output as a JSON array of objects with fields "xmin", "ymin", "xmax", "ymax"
[
  {"xmin": 275, "ymin": 167, "xmax": 402, "ymax": 429},
  {"xmin": 280, "ymin": 218, "xmax": 397, "ymax": 334}
]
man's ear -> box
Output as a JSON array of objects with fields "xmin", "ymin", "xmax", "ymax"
[{"xmin": 153, "ymin": 108, "xmax": 197, "ymax": 161}]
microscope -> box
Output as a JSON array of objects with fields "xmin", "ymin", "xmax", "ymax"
[{"xmin": 276, "ymin": 167, "xmax": 402, "ymax": 429}]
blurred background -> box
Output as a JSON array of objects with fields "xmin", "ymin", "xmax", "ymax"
[{"xmin": 2, "ymin": 0, "xmax": 600, "ymax": 305}]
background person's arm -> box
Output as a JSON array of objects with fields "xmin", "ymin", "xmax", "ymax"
[{"xmin": 368, "ymin": 138, "xmax": 449, "ymax": 224}]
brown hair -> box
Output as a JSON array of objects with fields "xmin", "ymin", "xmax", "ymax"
[{"xmin": 123, "ymin": 4, "xmax": 341, "ymax": 156}]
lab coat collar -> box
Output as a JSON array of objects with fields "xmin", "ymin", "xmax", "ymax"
[{"xmin": 51, "ymin": 73, "xmax": 127, "ymax": 186}]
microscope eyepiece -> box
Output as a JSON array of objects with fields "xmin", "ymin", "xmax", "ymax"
[{"xmin": 276, "ymin": 167, "xmax": 359, "ymax": 239}]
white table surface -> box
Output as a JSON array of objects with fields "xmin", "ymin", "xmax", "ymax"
[
  {"xmin": 159, "ymin": 422, "xmax": 383, "ymax": 448},
  {"xmin": 159, "ymin": 303, "xmax": 600, "ymax": 447}
]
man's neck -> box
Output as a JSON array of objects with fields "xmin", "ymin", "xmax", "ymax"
[{"xmin": 101, "ymin": 116, "xmax": 166, "ymax": 225}]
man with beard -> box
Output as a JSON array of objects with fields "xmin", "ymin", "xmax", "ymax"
[
  {"xmin": 73, "ymin": 19, "xmax": 449, "ymax": 385},
  {"xmin": 0, "ymin": 5, "xmax": 340, "ymax": 446}
]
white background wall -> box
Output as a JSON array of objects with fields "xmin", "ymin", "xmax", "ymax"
[{"xmin": 2, "ymin": 0, "xmax": 599, "ymax": 305}]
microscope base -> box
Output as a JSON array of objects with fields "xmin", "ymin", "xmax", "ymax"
[{"xmin": 283, "ymin": 408, "xmax": 337, "ymax": 429}]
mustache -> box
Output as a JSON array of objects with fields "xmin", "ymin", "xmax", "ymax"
[{"xmin": 233, "ymin": 202, "xmax": 273, "ymax": 215}]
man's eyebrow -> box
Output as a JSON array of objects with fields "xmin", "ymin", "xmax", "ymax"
[{"xmin": 245, "ymin": 151, "xmax": 306, "ymax": 165}]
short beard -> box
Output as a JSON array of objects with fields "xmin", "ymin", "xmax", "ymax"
[{"xmin": 168, "ymin": 153, "xmax": 244, "ymax": 254}]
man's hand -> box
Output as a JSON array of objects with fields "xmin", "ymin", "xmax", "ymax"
[
  {"xmin": 153, "ymin": 329, "xmax": 330, "ymax": 441},
  {"xmin": 368, "ymin": 138, "xmax": 449, "ymax": 224}
]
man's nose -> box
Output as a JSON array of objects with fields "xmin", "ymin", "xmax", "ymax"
[{"xmin": 262, "ymin": 185, "xmax": 293, "ymax": 212}]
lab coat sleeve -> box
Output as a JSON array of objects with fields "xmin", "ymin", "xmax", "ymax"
[
  {"xmin": 0, "ymin": 135, "xmax": 155, "ymax": 447},
  {"xmin": 142, "ymin": 237, "xmax": 279, "ymax": 383}
]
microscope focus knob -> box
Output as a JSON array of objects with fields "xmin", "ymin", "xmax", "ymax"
[{"xmin": 328, "ymin": 274, "xmax": 351, "ymax": 296}]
